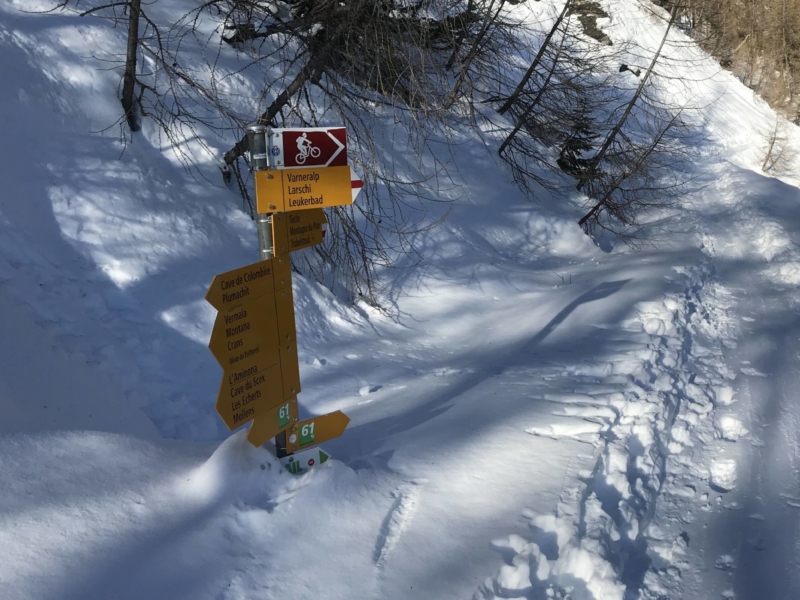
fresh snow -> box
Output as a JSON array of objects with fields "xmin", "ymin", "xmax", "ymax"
[{"xmin": 1, "ymin": 0, "xmax": 800, "ymax": 599}]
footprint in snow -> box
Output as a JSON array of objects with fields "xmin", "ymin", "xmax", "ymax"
[
  {"xmin": 715, "ymin": 554, "xmax": 735, "ymax": 572},
  {"xmin": 373, "ymin": 485, "xmax": 420, "ymax": 567},
  {"xmin": 358, "ymin": 384, "xmax": 382, "ymax": 397},
  {"xmin": 739, "ymin": 365, "xmax": 767, "ymax": 377},
  {"xmin": 709, "ymin": 459, "xmax": 737, "ymax": 492},
  {"xmin": 715, "ymin": 415, "xmax": 748, "ymax": 441}
]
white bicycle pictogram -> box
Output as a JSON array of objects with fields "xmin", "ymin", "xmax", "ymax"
[{"xmin": 295, "ymin": 133, "xmax": 321, "ymax": 164}]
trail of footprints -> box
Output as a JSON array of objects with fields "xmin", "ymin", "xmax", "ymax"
[
  {"xmin": 373, "ymin": 484, "xmax": 421, "ymax": 569},
  {"xmin": 479, "ymin": 258, "xmax": 741, "ymax": 600}
]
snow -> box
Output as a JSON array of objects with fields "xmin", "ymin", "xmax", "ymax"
[
  {"xmin": 709, "ymin": 459, "xmax": 738, "ymax": 492},
  {"xmin": 1, "ymin": 0, "xmax": 800, "ymax": 598}
]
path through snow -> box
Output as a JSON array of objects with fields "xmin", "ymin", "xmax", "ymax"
[{"xmin": 2, "ymin": 0, "xmax": 800, "ymax": 599}]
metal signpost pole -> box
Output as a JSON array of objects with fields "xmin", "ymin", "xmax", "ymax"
[
  {"xmin": 247, "ymin": 125, "xmax": 273, "ymax": 262},
  {"xmin": 256, "ymin": 213, "xmax": 273, "ymax": 262},
  {"xmin": 246, "ymin": 124, "xmax": 287, "ymax": 456}
]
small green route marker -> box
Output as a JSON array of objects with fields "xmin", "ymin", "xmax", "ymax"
[
  {"xmin": 246, "ymin": 397, "xmax": 299, "ymax": 447},
  {"xmin": 277, "ymin": 402, "xmax": 292, "ymax": 429},
  {"xmin": 298, "ymin": 421, "xmax": 315, "ymax": 446},
  {"xmin": 280, "ymin": 447, "xmax": 331, "ymax": 475}
]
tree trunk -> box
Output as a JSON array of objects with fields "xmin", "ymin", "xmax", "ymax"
[
  {"xmin": 498, "ymin": 24, "xmax": 567, "ymax": 155},
  {"xmin": 445, "ymin": 0, "xmax": 475, "ymax": 71},
  {"xmin": 445, "ymin": 0, "xmax": 507, "ymax": 109},
  {"xmin": 121, "ymin": 0, "xmax": 141, "ymax": 132},
  {"xmin": 497, "ymin": 0, "xmax": 571, "ymax": 116},
  {"xmin": 577, "ymin": 4, "xmax": 679, "ymax": 191},
  {"xmin": 577, "ymin": 109, "xmax": 682, "ymax": 227}
]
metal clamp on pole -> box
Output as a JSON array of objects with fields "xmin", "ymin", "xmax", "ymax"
[
  {"xmin": 256, "ymin": 213, "xmax": 273, "ymax": 262},
  {"xmin": 247, "ymin": 124, "xmax": 274, "ymax": 261},
  {"xmin": 246, "ymin": 124, "xmax": 269, "ymax": 171}
]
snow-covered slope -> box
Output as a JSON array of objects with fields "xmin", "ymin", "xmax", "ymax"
[{"xmin": 1, "ymin": 0, "xmax": 800, "ymax": 598}]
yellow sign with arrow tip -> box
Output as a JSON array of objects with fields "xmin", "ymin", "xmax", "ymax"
[
  {"xmin": 206, "ymin": 263, "xmax": 302, "ymax": 430},
  {"xmin": 284, "ymin": 410, "xmax": 350, "ymax": 454},
  {"xmin": 215, "ymin": 362, "xmax": 285, "ymax": 430},
  {"xmin": 205, "ymin": 259, "xmax": 277, "ymax": 312},
  {"xmin": 208, "ymin": 293, "xmax": 280, "ymax": 373},
  {"xmin": 246, "ymin": 398, "xmax": 299, "ymax": 447},
  {"xmin": 272, "ymin": 209, "xmax": 327, "ymax": 256},
  {"xmin": 255, "ymin": 166, "xmax": 352, "ymax": 213}
]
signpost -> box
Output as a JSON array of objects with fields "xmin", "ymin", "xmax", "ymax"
[
  {"xmin": 281, "ymin": 447, "xmax": 331, "ymax": 474},
  {"xmin": 272, "ymin": 208, "xmax": 327, "ymax": 256},
  {"xmin": 216, "ymin": 362, "xmax": 285, "ymax": 429},
  {"xmin": 255, "ymin": 166, "xmax": 353, "ymax": 213},
  {"xmin": 208, "ymin": 293, "xmax": 281, "ymax": 372},
  {"xmin": 246, "ymin": 397, "xmax": 299, "ymax": 447},
  {"xmin": 268, "ymin": 127, "xmax": 348, "ymax": 169},
  {"xmin": 205, "ymin": 260, "xmax": 277, "ymax": 312},
  {"xmin": 205, "ymin": 257, "xmax": 301, "ymax": 432},
  {"xmin": 283, "ymin": 411, "xmax": 350, "ymax": 455},
  {"xmin": 204, "ymin": 124, "xmax": 355, "ymax": 473},
  {"xmin": 351, "ymin": 169, "xmax": 364, "ymax": 202}
]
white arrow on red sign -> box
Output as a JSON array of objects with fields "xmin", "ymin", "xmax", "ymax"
[{"xmin": 269, "ymin": 127, "xmax": 347, "ymax": 169}]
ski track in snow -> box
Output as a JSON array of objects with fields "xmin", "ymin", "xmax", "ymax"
[
  {"xmin": 479, "ymin": 146, "xmax": 800, "ymax": 599},
  {"xmin": 479, "ymin": 249, "xmax": 741, "ymax": 599},
  {"xmin": 689, "ymin": 166, "xmax": 800, "ymax": 600},
  {"xmin": 373, "ymin": 484, "xmax": 421, "ymax": 568}
]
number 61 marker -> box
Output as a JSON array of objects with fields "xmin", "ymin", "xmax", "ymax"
[{"xmin": 285, "ymin": 410, "xmax": 350, "ymax": 454}]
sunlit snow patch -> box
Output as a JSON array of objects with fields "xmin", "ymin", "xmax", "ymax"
[
  {"xmin": 764, "ymin": 261, "xmax": 800, "ymax": 285},
  {"xmin": 714, "ymin": 385, "xmax": 735, "ymax": 406},
  {"xmin": 159, "ymin": 300, "xmax": 216, "ymax": 345},
  {"xmin": 715, "ymin": 415, "xmax": 748, "ymax": 441},
  {"xmin": 185, "ymin": 430, "xmax": 287, "ymax": 505},
  {"xmin": 708, "ymin": 459, "xmax": 737, "ymax": 492},
  {"xmin": 525, "ymin": 421, "xmax": 605, "ymax": 442}
]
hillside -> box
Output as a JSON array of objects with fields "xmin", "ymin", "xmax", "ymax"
[{"xmin": 1, "ymin": 0, "xmax": 800, "ymax": 599}]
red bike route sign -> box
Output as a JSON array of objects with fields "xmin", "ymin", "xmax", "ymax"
[{"xmin": 269, "ymin": 127, "xmax": 348, "ymax": 169}]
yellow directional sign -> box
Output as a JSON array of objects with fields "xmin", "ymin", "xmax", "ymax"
[
  {"xmin": 208, "ymin": 293, "xmax": 280, "ymax": 372},
  {"xmin": 206, "ymin": 262, "xmax": 302, "ymax": 430},
  {"xmin": 285, "ymin": 410, "xmax": 350, "ymax": 454},
  {"xmin": 255, "ymin": 166, "xmax": 352, "ymax": 213},
  {"xmin": 216, "ymin": 362, "xmax": 285, "ymax": 430},
  {"xmin": 246, "ymin": 398, "xmax": 299, "ymax": 447},
  {"xmin": 207, "ymin": 130, "xmax": 355, "ymax": 448},
  {"xmin": 272, "ymin": 209, "xmax": 327, "ymax": 256},
  {"xmin": 205, "ymin": 259, "xmax": 277, "ymax": 311}
]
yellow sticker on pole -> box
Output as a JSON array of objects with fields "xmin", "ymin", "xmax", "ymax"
[
  {"xmin": 272, "ymin": 255, "xmax": 292, "ymax": 291},
  {"xmin": 273, "ymin": 285, "xmax": 294, "ymax": 338},
  {"xmin": 279, "ymin": 341, "xmax": 301, "ymax": 399},
  {"xmin": 255, "ymin": 166, "xmax": 352, "ymax": 213}
]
